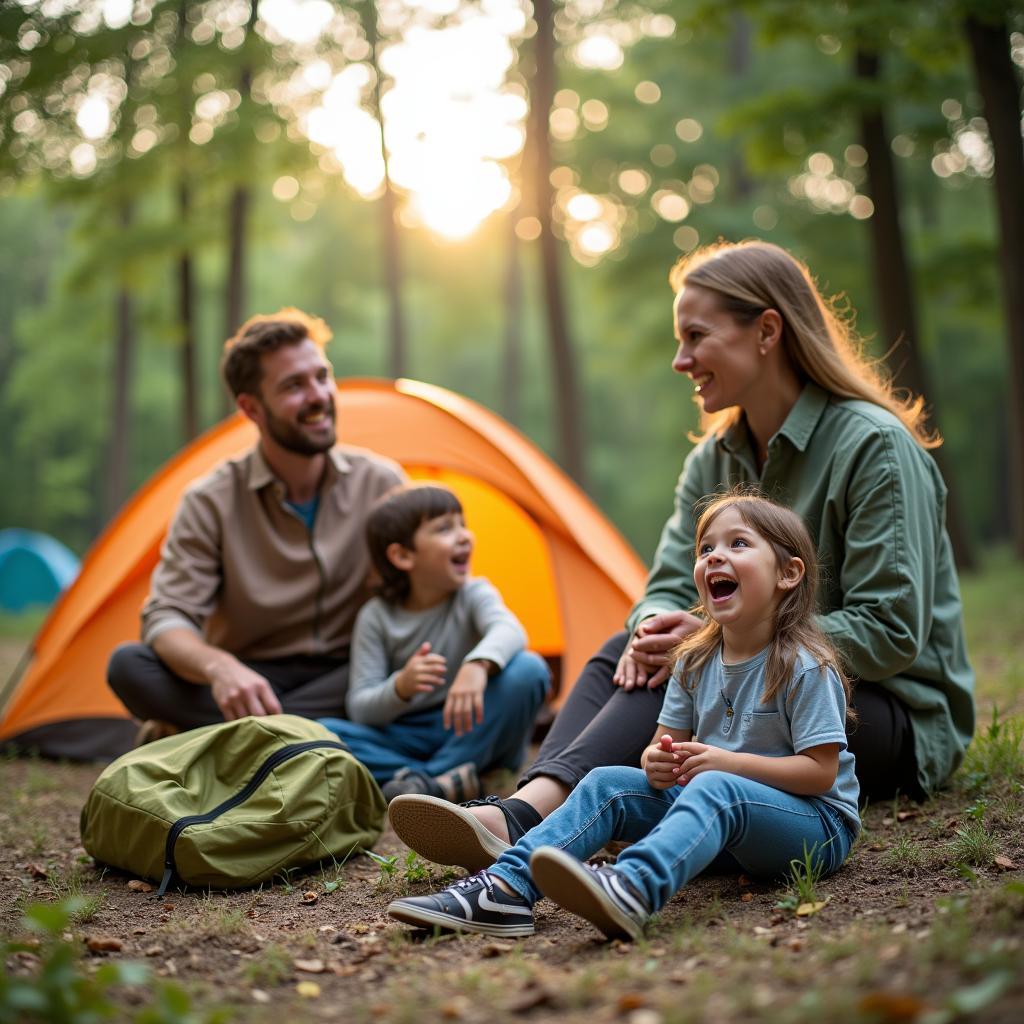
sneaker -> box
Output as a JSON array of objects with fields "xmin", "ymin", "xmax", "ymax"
[
  {"xmin": 381, "ymin": 769, "xmax": 444, "ymax": 802},
  {"xmin": 388, "ymin": 794, "xmax": 512, "ymax": 872},
  {"xmin": 387, "ymin": 870, "xmax": 534, "ymax": 937},
  {"xmin": 530, "ymin": 846, "xmax": 650, "ymax": 941},
  {"xmin": 434, "ymin": 761, "xmax": 481, "ymax": 803}
]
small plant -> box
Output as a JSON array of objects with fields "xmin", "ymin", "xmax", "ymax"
[
  {"xmin": 883, "ymin": 834, "xmax": 925, "ymax": 876},
  {"xmin": 959, "ymin": 709, "xmax": 1024, "ymax": 794},
  {"xmin": 401, "ymin": 851, "xmax": 431, "ymax": 885},
  {"xmin": 366, "ymin": 850, "xmax": 399, "ymax": 889},
  {"xmin": 950, "ymin": 820, "xmax": 998, "ymax": 869},
  {"xmin": 45, "ymin": 868, "xmax": 103, "ymax": 924},
  {"xmin": 776, "ymin": 841, "xmax": 827, "ymax": 913},
  {"xmin": 242, "ymin": 943, "xmax": 292, "ymax": 987}
]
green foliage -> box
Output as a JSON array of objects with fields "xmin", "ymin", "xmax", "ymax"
[
  {"xmin": 775, "ymin": 840, "xmax": 829, "ymax": 913},
  {"xmin": 959, "ymin": 708, "xmax": 1024, "ymax": 794},
  {"xmin": 0, "ymin": 899, "xmax": 197, "ymax": 1024}
]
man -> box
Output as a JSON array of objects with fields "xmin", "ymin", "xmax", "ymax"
[{"xmin": 107, "ymin": 309, "xmax": 404, "ymax": 736}]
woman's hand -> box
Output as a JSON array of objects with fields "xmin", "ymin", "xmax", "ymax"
[{"xmin": 615, "ymin": 610, "xmax": 703, "ymax": 690}]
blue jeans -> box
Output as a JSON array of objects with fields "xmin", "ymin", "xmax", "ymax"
[
  {"xmin": 318, "ymin": 651, "xmax": 550, "ymax": 784},
  {"xmin": 489, "ymin": 766, "xmax": 856, "ymax": 912}
]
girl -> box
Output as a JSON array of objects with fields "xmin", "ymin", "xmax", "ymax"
[
  {"xmin": 387, "ymin": 492, "xmax": 860, "ymax": 941},
  {"xmin": 389, "ymin": 239, "xmax": 972, "ymax": 874}
]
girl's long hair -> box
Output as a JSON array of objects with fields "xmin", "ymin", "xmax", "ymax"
[
  {"xmin": 670, "ymin": 240, "xmax": 939, "ymax": 450},
  {"xmin": 672, "ymin": 491, "xmax": 854, "ymax": 715}
]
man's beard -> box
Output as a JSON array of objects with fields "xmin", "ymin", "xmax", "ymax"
[{"xmin": 261, "ymin": 397, "xmax": 336, "ymax": 456}]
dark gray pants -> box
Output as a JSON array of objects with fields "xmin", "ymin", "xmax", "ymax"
[
  {"xmin": 106, "ymin": 643, "xmax": 349, "ymax": 731},
  {"xmin": 520, "ymin": 631, "xmax": 923, "ymax": 803}
]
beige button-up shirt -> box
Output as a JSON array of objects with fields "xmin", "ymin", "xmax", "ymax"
[{"xmin": 141, "ymin": 445, "xmax": 404, "ymax": 661}]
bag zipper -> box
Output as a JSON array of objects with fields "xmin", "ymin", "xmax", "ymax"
[{"xmin": 156, "ymin": 739, "xmax": 348, "ymax": 896}]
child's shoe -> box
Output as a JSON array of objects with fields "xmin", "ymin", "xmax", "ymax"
[
  {"xmin": 530, "ymin": 846, "xmax": 650, "ymax": 941},
  {"xmin": 388, "ymin": 794, "xmax": 513, "ymax": 871},
  {"xmin": 381, "ymin": 762, "xmax": 480, "ymax": 803},
  {"xmin": 387, "ymin": 870, "xmax": 535, "ymax": 936}
]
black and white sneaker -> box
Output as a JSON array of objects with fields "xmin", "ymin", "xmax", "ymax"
[
  {"xmin": 387, "ymin": 870, "xmax": 535, "ymax": 937},
  {"xmin": 530, "ymin": 846, "xmax": 650, "ymax": 941}
]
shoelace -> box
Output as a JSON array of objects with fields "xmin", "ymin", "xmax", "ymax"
[{"xmin": 452, "ymin": 870, "xmax": 491, "ymax": 892}]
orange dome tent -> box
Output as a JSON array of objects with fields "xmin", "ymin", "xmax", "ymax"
[{"xmin": 0, "ymin": 379, "xmax": 647, "ymax": 759}]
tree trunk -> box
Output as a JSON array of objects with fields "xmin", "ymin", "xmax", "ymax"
[
  {"xmin": 964, "ymin": 14, "xmax": 1024, "ymax": 559},
  {"xmin": 502, "ymin": 213, "xmax": 523, "ymax": 426},
  {"xmin": 178, "ymin": 178, "xmax": 199, "ymax": 442},
  {"xmin": 222, "ymin": 0, "xmax": 260, "ymax": 416},
  {"xmin": 106, "ymin": 202, "xmax": 135, "ymax": 520},
  {"xmin": 855, "ymin": 48, "xmax": 974, "ymax": 569},
  {"xmin": 365, "ymin": 13, "xmax": 407, "ymax": 379},
  {"xmin": 531, "ymin": 0, "xmax": 586, "ymax": 486}
]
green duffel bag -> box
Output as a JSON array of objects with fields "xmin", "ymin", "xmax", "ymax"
[{"xmin": 80, "ymin": 715, "xmax": 386, "ymax": 895}]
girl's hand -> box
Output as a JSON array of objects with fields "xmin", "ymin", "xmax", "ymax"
[
  {"xmin": 643, "ymin": 734, "xmax": 690, "ymax": 789},
  {"xmin": 674, "ymin": 741, "xmax": 735, "ymax": 784}
]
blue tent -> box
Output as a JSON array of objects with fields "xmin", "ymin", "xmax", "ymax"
[{"xmin": 0, "ymin": 529, "xmax": 80, "ymax": 612}]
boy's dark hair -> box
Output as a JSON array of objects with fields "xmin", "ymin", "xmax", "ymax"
[
  {"xmin": 367, "ymin": 484, "xmax": 464, "ymax": 603},
  {"xmin": 220, "ymin": 307, "xmax": 332, "ymax": 398}
]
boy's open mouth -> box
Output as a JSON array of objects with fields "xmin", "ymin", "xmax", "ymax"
[{"xmin": 708, "ymin": 576, "xmax": 738, "ymax": 601}]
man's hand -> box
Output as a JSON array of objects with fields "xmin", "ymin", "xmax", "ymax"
[
  {"xmin": 443, "ymin": 661, "xmax": 488, "ymax": 736},
  {"xmin": 394, "ymin": 642, "xmax": 448, "ymax": 701},
  {"xmin": 208, "ymin": 657, "xmax": 282, "ymax": 720},
  {"xmin": 643, "ymin": 734, "xmax": 691, "ymax": 789},
  {"xmin": 615, "ymin": 610, "xmax": 703, "ymax": 690}
]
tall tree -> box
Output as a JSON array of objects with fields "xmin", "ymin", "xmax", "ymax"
[
  {"xmin": 530, "ymin": 0, "xmax": 586, "ymax": 486},
  {"xmin": 855, "ymin": 46, "xmax": 974, "ymax": 568},
  {"xmin": 963, "ymin": 7, "xmax": 1024, "ymax": 558}
]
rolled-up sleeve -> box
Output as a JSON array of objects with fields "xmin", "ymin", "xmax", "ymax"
[{"xmin": 141, "ymin": 489, "xmax": 223, "ymax": 644}]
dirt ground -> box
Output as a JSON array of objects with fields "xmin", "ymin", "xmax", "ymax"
[{"xmin": 2, "ymin": 745, "xmax": 1023, "ymax": 1024}]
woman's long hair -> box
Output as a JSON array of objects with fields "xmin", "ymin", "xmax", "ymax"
[
  {"xmin": 670, "ymin": 240, "xmax": 939, "ymax": 449},
  {"xmin": 672, "ymin": 491, "xmax": 853, "ymax": 715}
]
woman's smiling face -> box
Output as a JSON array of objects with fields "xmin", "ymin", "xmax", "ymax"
[{"xmin": 672, "ymin": 284, "xmax": 768, "ymax": 414}]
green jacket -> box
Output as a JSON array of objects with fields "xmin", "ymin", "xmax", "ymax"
[{"xmin": 628, "ymin": 383, "xmax": 975, "ymax": 795}]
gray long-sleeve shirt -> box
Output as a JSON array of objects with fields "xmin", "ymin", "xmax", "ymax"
[{"xmin": 345, "ymin": 578, "xmax": 526, "ymax": 725}]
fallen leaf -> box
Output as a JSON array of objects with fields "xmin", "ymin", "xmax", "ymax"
[
  {"xmin": 787, "ymin": 937, "xmax": 803, "ymax": 952},
  {"xmin": 28, "ymin": 863, "xmax": 48, "ymax": 879},
  {"xmin": 252, "ymin": 990, "xmax": 270, "ymax": 1004},
  {"xmin": 85, "ymin": 936, "xmax": 123, "ymax": 953},
  {"xmin": 440, "ymin": 996, "xmax": 471, "ymax": 1019},
  {"xmin": 318, "ymin": 924, "xmax": 338, "ymax": 934},
  {"xmin": 162, "ymin": 959, "xmax": 177, "ymax": 976},
  {"xmin": 296, "ymin": 981, "xmax": 321, "ymax": 999},
  {"xmin": 127, "ymin": 879, "xmax": 154, "ymax": 893},
  {"xmin": 300, "ymin": 890, "xmax": 318, "ymax": 905},
  {"xmin": 144, "ymin": 945, "xmax": 164, "ymax": 957},
  {"xmin": 132, "ymin": 928, "xmax": 146, "ymax": 936},
  {"xmin": 351, "ymin": 922, "xmax": 370, "ymax": 934},
  {"xmin": 737, "ymin": 874, "xmax": 752, "ymax": 887},
  {"xmin": 504, "ymin": 981, "xmax": 555, "ymax": 1013},
  {"xmin": 740, "ymin": 892, "xmax": 753, "ymax": 902},
  {"xmin": 752, "ymin": 926, "xmax": 773, "ymax": 936},
  {"xmin": 896, "ymin": 810, "xmax": 919, "ymax": 822},
  {"xmin": 857, "ymin": 991, "xmax": 930, "ymax": 1021},
  {"xmin": 795, "ymin": 899, "xmax": 829, "ymax": 917},
  {"xmin": 162, "ymin": 902, "xmax": 175, "ymax": 911},
  {"xmin": 882, "ymin": 817, "xmax": 895, "ymax": 826},
  {"xmin": 994, "ymin": 855, "xmax": 1017, "ymax": 871},
  {"xmin": 617, "ymin": 992, "xmax": 647, "ymax": 1011},
  {"xmin": 294, "ymin": 958, "xmax": 326, "ymax": 974},
  {"xmin": 480, "ymin": 941, "xmax": 515, "ymax": 958}
]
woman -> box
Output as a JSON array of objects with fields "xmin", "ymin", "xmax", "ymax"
[{"xmin": 389, "ymin": 239, "xmax": 975, "ymax": 871}]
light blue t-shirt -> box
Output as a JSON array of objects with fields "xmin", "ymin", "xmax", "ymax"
[{"xmin": 658, "ymin": 645, "xmax": 861, "ymax": 834}]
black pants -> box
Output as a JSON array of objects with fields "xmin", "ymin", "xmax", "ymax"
[
  {"xmin": 107, "ymin": 643, "xmax": 349, "ymax": 731},
  {"xmin": 521, "ymin": 631, "xmax": 923, "ymax": 804}
]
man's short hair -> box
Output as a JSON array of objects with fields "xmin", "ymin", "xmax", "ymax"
[
  {"xmin": 221, "ymin": 307, "xmax": 333, "ymax": 398},
  {"xmin": 367, "ymin": 485, "xmax": 463, "ymax": 603}
]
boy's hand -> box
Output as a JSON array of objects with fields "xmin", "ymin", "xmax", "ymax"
[
  {"xmin": 643, "ymin": 734, "xmax": 690, "ymax": 789},
  {"xmin": 443, "ymin": 661, "xmax": 488, "ymax": 736},
  {"xmin": 394, "ymin": 642, "xmax": 447, "ymax": 701}
]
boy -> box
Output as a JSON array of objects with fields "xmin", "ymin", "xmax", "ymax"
[{"xmin": 319, "ymin": 484, "xmax": 550, "ymax": 802}]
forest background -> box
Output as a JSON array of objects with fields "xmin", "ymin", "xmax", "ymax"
[{"xmin": 1, "ymin": 0, "xmax": 1023, "ymax": 572}]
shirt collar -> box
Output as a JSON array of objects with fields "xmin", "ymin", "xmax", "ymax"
[
  {"xmin": 720, "ymin": 381, "xmax": 829, "ymax": 456},
  {"xmin": 246, "ymin": 445, "xmax": 352, "ymax": 492}
]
